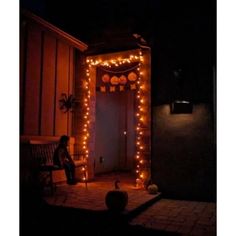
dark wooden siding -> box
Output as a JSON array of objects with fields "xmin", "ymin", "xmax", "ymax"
[{"xmin": 21, "ymin": 20, "xmax": 75, "ymax": 136}]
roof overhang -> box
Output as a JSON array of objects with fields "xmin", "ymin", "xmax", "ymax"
[{"xmin": 21, "ymin": 9, "xmax": 88, "ymax": 52}]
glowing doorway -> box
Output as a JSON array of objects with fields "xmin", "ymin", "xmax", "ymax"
[{"xmin": 85, "ymin": 49, "xmax": 151, "ymax": 187}]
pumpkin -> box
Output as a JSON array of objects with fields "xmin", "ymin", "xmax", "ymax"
[
  {"xmin": 147, "ymin": 184, "xmax": 159, "ymax": 194},
  {"xmin": 105, "ymin": 180, "xmax": 128, "ymax": 212}
]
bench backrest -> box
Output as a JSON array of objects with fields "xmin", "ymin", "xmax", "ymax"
[{"xmin": 30, "ymin": 141, "xmax": 58, "ymax": 166}]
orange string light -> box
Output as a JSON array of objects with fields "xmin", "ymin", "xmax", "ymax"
[{"xmin": 86, "ymin": 50, "xmax": 148, "ymax": 187}]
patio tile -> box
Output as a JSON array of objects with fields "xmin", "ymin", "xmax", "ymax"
[
  {"xmin": 130, "ymin": 199, "xmax": 216, "ymax": 236},
  {"xmin": 44, "ymin": 173, "xmax": 161, "ymax": 214}
]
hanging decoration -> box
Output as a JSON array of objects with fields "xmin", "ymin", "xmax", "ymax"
[
  {"xmin": 59, "ymin": 93, "xmax": 77, "ymax": 113},
  {"xmin": 119, "ymin": 85, "xmax": 125, "ymax": 91},
  {"xmin": 119, "ymin": 75, "xmax": 127, "ymax": 85},
  {"xmin": 130, "ymin": 84, "xmax": 137, "ymax": 90},
  {"xmin": 110, "ymin": 76, "xmax": 120, "ymax": 85},
  {"xmin": 102, "ymin": 74, "xmax": 110, "ymax": 83},
  {"xmin": 110, "ymin": 86, "xmax": 116, "ymax": 92},
  {"xmin": 128, "ymin": 72, "xmax": 138, "ymax": 82},
  {"xmin": 97, "ymin": 71, "xmax": 139, "ymax": 92},
  {"xmin": 100, "ymin": 86, "xmax": 106, "ymax": 92}
]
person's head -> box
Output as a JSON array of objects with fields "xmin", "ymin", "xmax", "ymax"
[{"xmin": 59, "ymin": 135, "xmax": 69, "ymax": 146}]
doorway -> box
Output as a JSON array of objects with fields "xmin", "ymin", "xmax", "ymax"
[{"xmin": 95, "ymin": 91, "xmax": 135, "ymax": 174}]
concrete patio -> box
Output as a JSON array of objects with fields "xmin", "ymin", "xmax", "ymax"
[
  {"xmin": 44, "ymin": 172, "xmax": 161, "ymax": 216},
  {"xmin": 41, "ymin": 173, "xmax": 216, "ymax": 236},
  {"xmin": 131, "ymin": 199, "xmax": 216, "ymax": 235}
]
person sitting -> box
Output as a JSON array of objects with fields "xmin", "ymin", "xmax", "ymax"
[{"xmin": 53, "ymin": 135, "xmax": 77, "ymax": 185}]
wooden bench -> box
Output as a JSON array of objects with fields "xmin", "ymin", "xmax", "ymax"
[{"xmin": 30, "ymin": 140, "xmax": 87, "ymax": 194}]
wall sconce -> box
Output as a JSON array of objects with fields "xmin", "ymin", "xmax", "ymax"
[
  {"xmin": 170, "ymin": 100, "xmax": 193, "ymax": 114},
  {"xmin": 170, "ymin": 68, "xmax": 193, "ymax": 114}
]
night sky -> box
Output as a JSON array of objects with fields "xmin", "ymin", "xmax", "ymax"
[{"xmin": 20, "ymin": 0, "xmax": 216, "ymax": 105}]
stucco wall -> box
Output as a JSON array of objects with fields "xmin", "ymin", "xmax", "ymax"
[{"xmin": 152, "ymin": 104, "xmax": 216, "ymax": 201}]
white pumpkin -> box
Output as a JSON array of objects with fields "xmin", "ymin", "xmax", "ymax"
[{"xmin": 147, "ymin": 184, "xmax": 159, "ymax": 194}]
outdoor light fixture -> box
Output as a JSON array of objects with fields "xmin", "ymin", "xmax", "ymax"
[
  {"xmin": 171, "ymin": 68, "xmax": 193, "ymax": 114},
  {"xmin": 170, "ymin": 100, "xmax": 193, "ymax": 114}
]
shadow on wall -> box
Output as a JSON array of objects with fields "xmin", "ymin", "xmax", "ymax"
[{"xmin": 152, "ymin": 104, "xmax": 216, "ymax": 201}]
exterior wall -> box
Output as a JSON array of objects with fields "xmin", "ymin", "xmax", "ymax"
[
  {"xmin": 20, "ymin": 11, "xmax": 88, "ymax": 185},
  {"xmin": 152, "ymin": 104, "xmax": 216, "ymax": 201},
  {"xmin": 20, "ymin": 17, "xmax": 75, "ymax": 137}
]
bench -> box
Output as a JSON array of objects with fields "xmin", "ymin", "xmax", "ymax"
[{"xmin": 30, "ymin": 140, "xmax": 87, "ymax": 194}]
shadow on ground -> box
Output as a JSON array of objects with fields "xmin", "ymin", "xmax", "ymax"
[{"xmin": 20, "ymin": 189, "xmax": 179, "ymax": 236}]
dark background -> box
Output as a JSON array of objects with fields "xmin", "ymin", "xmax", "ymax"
[{"xmin": 20, "ymin": 0, "xmax": 216, "ymax": 105}]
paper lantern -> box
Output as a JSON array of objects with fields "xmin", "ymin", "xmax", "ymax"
[
  {"xmin": 110, "ymin": 76, "xmax": 119, "ymax": 85},
  {"xmin": 128, "ymin": 72, "xmax": 137, "ymax": 82},
  {"xmin": 102, "ymin": 74, "xmax": 110, "ymax": 83},
  {"xmin": 119, "ymin": 75, "xmax": 127, "ymax": 85}
]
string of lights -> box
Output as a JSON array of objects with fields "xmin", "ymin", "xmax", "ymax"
[
  {"xmin": 97, "ymin": 63, "xmax": 139, "ymax": 74},
  {"xmin": 81, "ymin": 68, "xmax": 91, "ymax": 182},
  {"xmin": 86, "ymin": 50, "xmax": 148, "ymax": 188}
]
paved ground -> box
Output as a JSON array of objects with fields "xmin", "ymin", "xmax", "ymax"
[
  {"xmin": 44, "ymin": 173, "xmax": 160, "ymax": 212},
  {"xmin": 130, "ymin": 199, "xmax": 216, "ymax": 236},
  {"xmin": 37, "ymin": 173, "xmax": 216, "ymax": 236}
]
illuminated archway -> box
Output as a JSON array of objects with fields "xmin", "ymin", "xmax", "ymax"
[{"xmin": 83, "ymin": 49, "xmax": 151, "ymax": 187}]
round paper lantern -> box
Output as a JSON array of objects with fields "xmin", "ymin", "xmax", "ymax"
[
  {"xmin": 128, "ymin": 72, "xmax": 137, "ymax": 82},
  {"xmin": 119, "ymin": 75, "xmax": 127, "ymax": 85},
  {"xmin": 102, "ymin": 74, "xmax": 110, "ymax": 83},
  {"xmin": 110, "ymin": 76, "xmax": 119, "ymax": 85}
]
